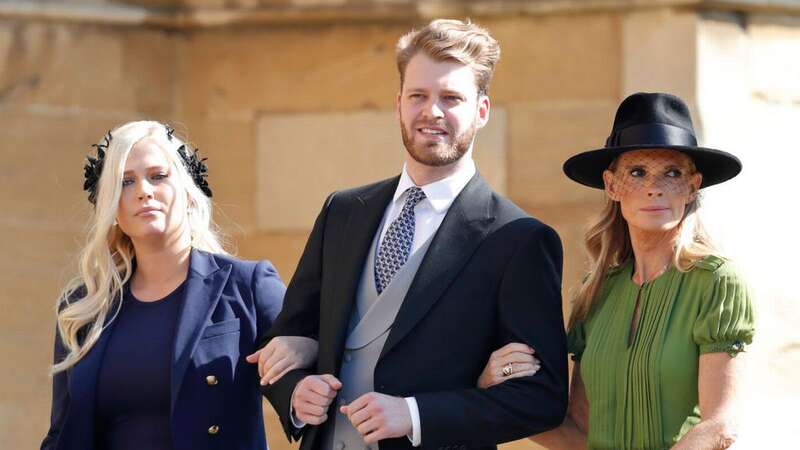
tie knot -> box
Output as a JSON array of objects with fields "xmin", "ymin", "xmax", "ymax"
[{"xmin": 404, "ymin": 187, "xmax": 426, "ymax": 209}]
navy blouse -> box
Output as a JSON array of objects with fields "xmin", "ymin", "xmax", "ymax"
[{"xmin": 95, "ymin": 282, "xmax": 185, "ymax": 450}]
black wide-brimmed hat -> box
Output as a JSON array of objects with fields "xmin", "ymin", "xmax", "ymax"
[{"xmin": 562, "ymin": 92, "xmax": 742, "ymax": 189}]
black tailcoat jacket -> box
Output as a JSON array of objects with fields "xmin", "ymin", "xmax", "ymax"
[{"xmin": 262, "ymin": 174, "xmax": 568, "ymax": 450}]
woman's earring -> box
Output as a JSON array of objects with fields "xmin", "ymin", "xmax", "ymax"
[{"xmin": 187, "ymin": 208, "xmax": 195, "ymax": 242}]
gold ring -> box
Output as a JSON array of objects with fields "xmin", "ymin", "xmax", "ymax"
[{"xmin": 502, "ymin": 363, "xmax": 513, "ymax": 377}]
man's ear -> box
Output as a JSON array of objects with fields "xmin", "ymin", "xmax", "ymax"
[
  {"xmin": 475, "ymin": 94, "xmax": 490, "ymax": 130},
  {"xmin": 603, "ymin": 169, "xmax": 621, "ymax": 201},
  {"xmin": 395, "ymin": 92, "xmax": 402, "ymax": 121}
]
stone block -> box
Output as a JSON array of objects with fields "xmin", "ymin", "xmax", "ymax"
[
  {"xmin": 506, "ymin": 100, "xmax": 618, "ymax": 208},
  {"xmin": 177, "ymin": 0, "xmax": 228, "ymax": 7},
  {"xmin": 255, "ymin": 108, "xmax": 506, "ymax": 231},
  {"xmin": 747, "ymin": 14, "xmax": 800, "ymax": 102},
  {"xmin": 477, "ymin": 107, "xmax": 508, "ymax": 195},
  {"xmin": 1, "ymin": 395, "xmax": 51, "ymax": 450},
  {"xmin": 0, "ymin": 111, "xmax": 143, "ymax": 227},
  {"xmin": 697, "ymin": 12, "xmax": 750, "ymax": 109},
  {"xmin": 179, "ymin": 24, "xmax": 402, "ymax": 116},
  {"xmin": 0, "ymin": 223, "xmax": 83, "ymax": 328},
  {"xmin": 522, "ymin": 200, "xmax": 605, "ymax": 320},
  {"xmin": 234, "ymin": 231, "xmax": 311, "ymax": 281},
  {"xmin": 177, "ymin": 116, "xmax": 259, "ymax": 231},
  {"xmin": 0, "ymin": 22, "xmax": 175, "ymax": 115},
  {"xmin": 0, "ymin": 268, "xmax": 64, "ymax": 450},
  {"xmin": 622, "ymin": 8, "xmax": 697, "ymax": 101},
  {"xmin": 487, "ymin": 14, "xmax": 621, "ymax": 105}
]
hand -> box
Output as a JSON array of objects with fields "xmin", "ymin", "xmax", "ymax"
[
  {"xmin": 291, "ymin": 374, "xmax": 342, "ymax": 425},
  {"xmin": 340, "ymin": 392, "xmax": 412, "ymax": 444},
  {"xmin": 245, "ymin": 336, "xmax": 319, "ymax": 385},
  {"xmin": 478, "ymin": 342, "xmax": 540, "ymax": 388}
]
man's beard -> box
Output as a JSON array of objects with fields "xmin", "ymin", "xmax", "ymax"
[{"xmin": 400, "ymin": 117, "xmax": 476, "ymax": 167}]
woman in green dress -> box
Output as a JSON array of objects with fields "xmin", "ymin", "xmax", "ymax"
[{"xmin": 478, "ymin": 92, "xmax": 755, "ymax": 449}]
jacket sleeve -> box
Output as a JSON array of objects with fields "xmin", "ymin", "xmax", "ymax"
[
  {"xmin": 259, "ymin": 193, "xmax": 335, "ymax": 441},
  {"xmin": 41, "ymin": 326, "xmax": 70, "ymax": 450},
  {"xmin": 415, "ymin": 223, "xmax": 569, "ymax": 447},
  {"xmin": 251, "ymin": 259, "xmax": 287, "ymax": 338}
]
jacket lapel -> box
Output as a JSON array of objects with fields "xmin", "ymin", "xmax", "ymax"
[
  {"xmin": 69, "ymin": 318, "xmax": 115, "ymax": 402},
  {"xmin": 319, "ymin": 177, "xmax": 398, "ymax": 374},
  {"xmin": 65, "ymin": 316, "xmax": 118, "ymax": 449},
  {"xmin": 379, "ymin": 174, "xmax": 495, "ymax": 360},
  {"xmin": 170, "ymin": 248, "xmax": 231, "ymax": 412}
]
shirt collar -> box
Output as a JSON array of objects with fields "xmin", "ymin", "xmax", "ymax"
[{"xmin": 392, "ymin": 158, "xmax": 477, "ymax": 213}]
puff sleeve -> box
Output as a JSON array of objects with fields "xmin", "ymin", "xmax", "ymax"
[{"xmin": 692, "ymin": 265, "xmax": 755, "ymax": 357}]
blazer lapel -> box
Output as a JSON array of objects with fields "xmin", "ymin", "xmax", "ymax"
[
  {"xmin": 69, "ymin": 318, "xmax": 115, "ymax": 402},
  {"xmin": 65, "ymin": 316, "xmax": 118, "ymax": 449},
  {"xmin": 319, "ymin": 177, "xmax": 398, "ymax": 374},
  {"xmin": 380, "ymin": 174, "xmax": 495, "ymax": 360},
  {"xmin": 170, "ymin": 248, "xmax": 231, "ymax": 412}
]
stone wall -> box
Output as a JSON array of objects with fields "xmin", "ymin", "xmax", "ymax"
[
  {"xmin": 694, "ymin": 12, "xmax": 800, "ymax": 446},
  {"xmin": 0, "ymin": 21, "xmax": 179, "ymax": 448},
  {"xmin": 1, "ymin": 1, "xmax": 798, "ymax": 449}
]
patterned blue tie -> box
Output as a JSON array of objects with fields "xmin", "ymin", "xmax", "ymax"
[{"xmin": 374, "ymin": 187, "xmax": 427, "ymax": 294}]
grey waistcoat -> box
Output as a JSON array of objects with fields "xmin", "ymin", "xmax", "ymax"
[{"xmin": 321, "ymin": 230, "xmax": 433, "ymax": 450}]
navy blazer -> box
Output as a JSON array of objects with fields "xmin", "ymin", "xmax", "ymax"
[{"xmin": 42, "ymin": 249, "xmax": 286, "ymax": 450}]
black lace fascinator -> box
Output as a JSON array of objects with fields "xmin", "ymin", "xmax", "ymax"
[
  {"xmin": 165, "ymin": 125, "xmax": 213, "ymax": 198},
  {"xmin": 83, "ymin": 131, "xmax": 111, "ymax": 205},
  {"xmin": 82, "ymin": 124, "xmax": 213, "ymax": 205}
]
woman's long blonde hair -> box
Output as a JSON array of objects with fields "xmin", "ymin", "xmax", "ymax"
[
  {"xmin": 53, "ymin": 121, "xmax": 227, "ymax": 373},
  {"xmin": 567, "ymin": 157, "xmax": 718, "ymax": 329}
]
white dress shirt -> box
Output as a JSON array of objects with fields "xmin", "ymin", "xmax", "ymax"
[
  {"xmin": 378, "ymin": 159, "xmax": 477, "ymax": 257},
  {"xmin": 291, "ymin": 159, "xmax": 477, "ymax": 446},
  {"xmin": 382, "ymin": 160, "xmax": 476, "ymax": 447}
]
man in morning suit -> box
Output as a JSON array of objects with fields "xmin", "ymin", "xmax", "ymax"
[{"xmin": 258, "ymin": 19, "xmax": 568, "ymax": 450}]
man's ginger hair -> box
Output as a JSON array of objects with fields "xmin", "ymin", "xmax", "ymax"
[{"xmin": 396, "ymin": 19, "xmax": 500, "ymax": 96}]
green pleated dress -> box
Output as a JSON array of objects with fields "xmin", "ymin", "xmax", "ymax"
[{"xmin": 568, "ymin": 255, "xmax": 755, "ymax": 450}]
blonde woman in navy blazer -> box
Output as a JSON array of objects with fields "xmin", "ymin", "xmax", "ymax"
[{"xmin": 41, "ymin": 121, "xmax": 316, "ymax": 450}]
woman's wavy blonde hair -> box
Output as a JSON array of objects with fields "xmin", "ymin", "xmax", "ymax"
[
  {"xmin": 53, "ymin": 120, "xmax": 227, "ymax": 373},
  {"xmin": 567, "ymin": 156, "xmax": 718, "ymax": 329}
]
